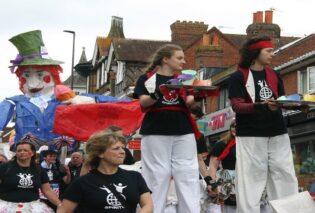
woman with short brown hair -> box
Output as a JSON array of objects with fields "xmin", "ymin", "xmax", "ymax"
[{"xmin": 58, "ymin": 132, "xmax": 152, "ymax": 213}]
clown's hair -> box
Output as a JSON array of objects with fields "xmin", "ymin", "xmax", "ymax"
[{"xmin": 15, "ymin": 65, "xmax": 63, "ymax": 92}]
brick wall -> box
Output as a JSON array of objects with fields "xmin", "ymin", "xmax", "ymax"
[
  {"xmin": 282, "ymin": 71, "xmax": 298, "ymax": 95},
  {"xmin": 184, "ymin": 31, "xmax": 240, "ymax": 70}
]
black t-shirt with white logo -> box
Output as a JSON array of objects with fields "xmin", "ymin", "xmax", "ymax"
[
  {"xmin": 134, "ymin": 73, "xmax": 193, "ymax": 135},
  {"xmin": 42, "ymin": 163, "xmax": 66, "ymax": 185},
  {"xmin": 0, "ymin": 161, "xmax": 49, "ymax": 202},
  {"xmin": 63, "ymin": 168, "xmax": 150, "ymax": 213},
  {"xmin": 228, "ymin": 69, "xmax": 287, "ymax": 137}
]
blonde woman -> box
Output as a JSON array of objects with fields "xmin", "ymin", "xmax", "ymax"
[
  {"xmin": 134, "ymin": 44, "xmax": 200, "ymax": 213},
  {"xmin": 58, "ymin": 132, "xmax": 153, "ymax": 213}
]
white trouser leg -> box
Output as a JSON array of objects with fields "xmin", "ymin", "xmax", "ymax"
[
  {"xmin": 235, "ymin": 136, "xmax": 269, "ymax": 213},
  {"xmin": 141, "ymin": 135, "xmax": 172, "ymax": 213},
  {"xmin": 222, "ymin": 205, "xmax": 236, "ymax": 213},
  {"xmin": 206, "ymin": 203, "xmax": 222, "ymax": 213},
  {"xmin": 267, "ymin": 134, "xmax": 298, "ymax": 200},
  {"xmin": 172, "ymin": 134, "xmax": 200, "ymax": 213}
]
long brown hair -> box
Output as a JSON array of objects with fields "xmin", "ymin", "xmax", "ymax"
[
  {"xmin": 146, "ymin": 44, "xmax": 183, "ymax": 72},
  {"xmin": 238, "ymin": 35, "xmax": 272, "ymax": 69},
  {"xmin": 220, "ymin": 120, "xmax": 236, "ymax": 144}
]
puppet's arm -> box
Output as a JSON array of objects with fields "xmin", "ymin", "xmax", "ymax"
[{"xmin": 0, "ymin": 100, "xmax": 15, "ymax": 131}]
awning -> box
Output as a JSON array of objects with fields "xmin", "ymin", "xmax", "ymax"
[{"xmin": 74, "ymin": 62, "xmax": 94, "ymax": 77}]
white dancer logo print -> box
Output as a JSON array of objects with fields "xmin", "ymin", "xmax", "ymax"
[
  {"xmin": 257, "ymin": 80, "xmax": 272, "ymax": 100},
  {"xmin": 100, "ymin": 183, "xmax": 128, "ymax": 210},
  {"xmin": 17, "ymin": 173, "xmax": 34, "ymax": 188}
]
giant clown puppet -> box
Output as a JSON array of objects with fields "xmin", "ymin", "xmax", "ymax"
[{"xmin": 0, "ymin": 30, "xmax": 144, "ymax": 150}]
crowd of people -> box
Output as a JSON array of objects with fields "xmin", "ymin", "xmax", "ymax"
[{"xmin": 0, "ymin": 33, "xmax": 302, "ymax": 213}]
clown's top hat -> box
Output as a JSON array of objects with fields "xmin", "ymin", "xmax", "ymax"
[{"xmin": 9, "ymin": 30, "xmax": 63, "ymax": 71}]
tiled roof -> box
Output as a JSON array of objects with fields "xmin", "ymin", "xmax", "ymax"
[
  {"xmin": 274, "ymin": 51, "xmax": 315, "ymax": 71},
  {"xmin": 96, "ymin": 37, "xmax": 112, "ymax": 56},
  {"xmin": 274, "ymin": 35, "xmax": 312, "ymax": 54},
  {"xmin": 63, "ymin": 72, "xmax": 87, "ymax": 86},
  {"xmin": 224, "ymin": 34, "xmax": 247, "ymax": 48},
  {"xmin": 113, "ymin": 38, "xmax": 171, "ymax": 62}
]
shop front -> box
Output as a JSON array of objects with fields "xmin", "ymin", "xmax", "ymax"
[
  {"xmin": 198, "ymin": 107, "xmax": 235, "ymax": 146},
  {"xmin": 286, "ymin": 109, "xmax": 315, "ymax": 198}
]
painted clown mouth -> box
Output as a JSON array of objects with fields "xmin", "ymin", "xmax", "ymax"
[{"xmin": 29, "ymin": 87, "xmax": 44, "ymax": 93}]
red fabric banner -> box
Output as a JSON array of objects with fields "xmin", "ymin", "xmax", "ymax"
[
  {"xmin": 53, "ymin": 100, "xmax": 144, "ymax": 141},
  {"xmin": 128, "ymin": 140, "xmax": 141, "ymax": 150}
]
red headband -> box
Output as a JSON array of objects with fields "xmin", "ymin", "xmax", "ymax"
[{"xmin": 249, "ymin": 40, "xmax": 273, "ymax": 50}]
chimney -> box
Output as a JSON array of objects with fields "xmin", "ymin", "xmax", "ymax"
[
  {"xmin": 108, "ymin": 16, "xmax": 125, "ymax": 38},
  {"xmin": 265, "ymin": 10, "xmax": 273, "ymax": 24},
  {"xmin": 170, "ymin": 20, "xmax": 208, "ymax": 48},
  {"xmin": 256, "ymin": 11, "xmax": 263, "ymax": 23},
  {"xmin": 253, "ymin": 12, "xmax": 257, "ymax": 23}
]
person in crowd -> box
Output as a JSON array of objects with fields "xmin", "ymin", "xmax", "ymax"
[
  {"xmin": 134, "ymin": 44, "xmax": 201, "ymax": 213},
  {"xmin": 58, "ymin": 131, "xmax": 153, "ymax": 213},
  {"xmin": 68, "ymin": 152, "xmax": 83, "ymax": 183},
  {"xmin": 228, "ymin": 35, "xmax": 298, "ymax": 213},
  {"xmin": 79, "ymin": 125, "xmax": 135, "ymax": 176},
  {"xmin": 0, "ymin": 141, "xmax": 61, "ymax": 213},
  {"xmin": 0, "ymin": 154, "xmax": 8, "ymax": 164},
  {"xmin": 106, "ymin": 125, "xmax": 135, "ymax": 165},
  {"xmin": 40, "ymin": 149, "xmax": 71, "ymax": 211},
  {"xmin": 208, "ymin": 121, "xmax": 236, "ymax": 213},
  {"xmin": 190, "ymin": 106, "xmax": 209, "ymax": 179}
]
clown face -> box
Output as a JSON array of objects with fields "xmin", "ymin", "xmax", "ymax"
[{"xmin": 21, "ymin": 68, "xmax": 55, "ymax": 97}]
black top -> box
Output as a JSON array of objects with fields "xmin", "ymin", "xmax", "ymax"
[
  {"xmin": 0, "ymin": 161, "xmax": 49, "ymax": 202},
  {"xmin": 41, "ymin": 163, "xmax": 67, "ymax": 185},
  {"xmin": 134, "ymin": 73, "xmax": 193, "ymax": 135},
  {"xmin": 210, "ymin": 141, "xmax": 236, "ymax": 170},
  {"xmin": 197, "ymin": 133, "xmax": 208, "ymax": 154},
  {"xmin": 63, "ymin": 168, "xmax": 150, "ymax": 213},
  {"xmin": 228, "ymin": 69, "xmax": 287, "ymax": 137},
  {"xmin": 123, "ymin": 148, "xmax": 135, "ymax": 165},
  {"xmin": 68, "ymin": 163, "xmax": 82, "ymax": 183}
]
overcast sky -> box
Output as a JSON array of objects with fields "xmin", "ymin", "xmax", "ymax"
[{"xmin": 0, "ymin": 0, "xmax": 314, "ymax": 100}]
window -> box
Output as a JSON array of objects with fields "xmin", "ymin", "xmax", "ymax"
[
  {"xmin": 298, "ymin": 67, "xmax": 315, "ymax": 94},
  {"xmin": 100, "ymin": 60, "xmax": 108, "ymax": 85},
  {"xmin": 308, "ymin": 67, "xmax": 315, "ymax": 92},
  {"xmin": 116, "ymin": 61, "xmax": 125, "ymax": 84},
  {"xmin": 96, "ymin": 66, "xmax": 101, "ymax": 89},
  {"xmin": 218, "ymin": 87, "xmax": 230, "ymax": 110}
]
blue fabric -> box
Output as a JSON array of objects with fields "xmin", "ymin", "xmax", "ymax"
[
  {"xmin": 0, "ymin": 94, "xmax": 128, "ymax": 146},
  {"xmin": 82, "ymin": 94, "xmax": 129, "ymax": 103},
  {"xmin": 4, "ymin": 95, "xmax": 62, "ymax": 145},
  {"xmin": 0, "ymin": 100, "xmax": 15, "ymax": 131}
]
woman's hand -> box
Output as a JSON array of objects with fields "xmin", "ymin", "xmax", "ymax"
[
  {"xmin": 207, "ymin": 185, "xmax": 218, "ymax": 197},
  {"xmin": 265, "ymin": 99, "xmax": 280, "ymax": 111},
  {"xmin": 57, "ymin": 199, "xmax": 78, "ymax": 213},
  {"xmin": 41, "ymin": 183, "xmax": 61, "ymax": 207},
  {"xmin": 185, "ymin": 95, "xmax": 195, "ymax": 107}
]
